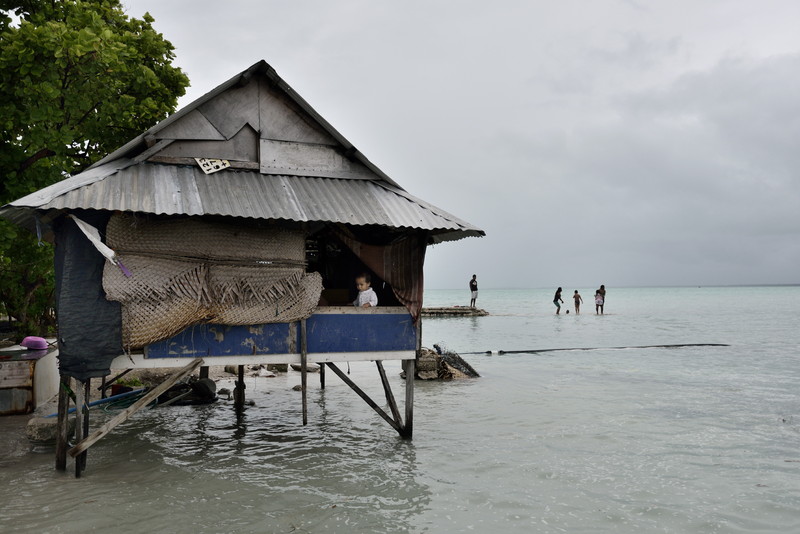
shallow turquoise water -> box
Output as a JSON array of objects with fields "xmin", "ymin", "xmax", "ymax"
[{"xmin": 2, "ymin": 286, "xmax": 800, "ymax": 533}]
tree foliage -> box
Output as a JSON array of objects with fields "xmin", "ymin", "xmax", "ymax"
[{"xmin": 0, "ymin": 0, "xmax": 189, "ymax": 337}]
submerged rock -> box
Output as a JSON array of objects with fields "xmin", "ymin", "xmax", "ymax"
[
  {"xmin": 26, "ymin": 416, "xmax": 75, "ymax": 444},
  {"xmin": 290, "ymin": 363, "xmax": 320, "ymax": 373}
]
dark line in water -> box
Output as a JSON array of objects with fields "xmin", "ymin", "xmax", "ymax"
[{"xmin": 462, "ymin": 343, "xmax": 730, "ymax": 355}]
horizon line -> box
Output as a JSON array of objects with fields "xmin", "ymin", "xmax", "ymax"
[{"xmin": 424, "ymin": 283, "xmax": 800, "ymax": 290}]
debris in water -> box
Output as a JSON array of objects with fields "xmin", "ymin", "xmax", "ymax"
[{"xmin": 407, "ymin": 344, "xmax": 480, "ymax": 380}]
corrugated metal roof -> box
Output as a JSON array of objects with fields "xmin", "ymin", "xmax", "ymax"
[
  {"xmin": 1, "ymin": 164, "xmax": 482, "ymax": 242},
  {"xmin": 0, "ymin": 59, "xmax": 484, "ymax": 243}
]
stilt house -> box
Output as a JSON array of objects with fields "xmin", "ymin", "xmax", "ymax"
[{"xmin": 0, "ymin": 60, "xmax": 483, "ymax": 473}]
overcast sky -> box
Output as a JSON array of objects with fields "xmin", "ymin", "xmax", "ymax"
[{"xmin": 123, "ymin": 0, "xmax": 800, "ymax": 289}]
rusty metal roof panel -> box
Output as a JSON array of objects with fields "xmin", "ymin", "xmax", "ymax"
[{"xmin": 16, "ymin": 164, "xmax": 482, "ymax": 240}]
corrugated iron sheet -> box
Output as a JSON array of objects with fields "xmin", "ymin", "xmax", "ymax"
[
  {"xmin": 3, "ymin": 164, "xmax": 482, "ymax": 242},
  {"xmin": 1, "ymin": 61, "xmax": 484, "ymax": 242}
]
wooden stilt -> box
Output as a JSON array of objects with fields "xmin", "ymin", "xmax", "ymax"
[
  {"xmin": 319, "ymin": 361, "xmax": 325, "ymax": 389},
  {"xmin": 376, "ymin": 361, "xmax": 402, "ymax": 426},
  {"xmin": 74, "ymin": 380, "xmax": 84, "ymax": 478},
  {"xmin": 55, "ymin": 374, "xmax": 70, "ymax": 471},
  {"xmin": 234, "ymin": 364, "xmax": 245, "ymax": 410},
  {"xmin": 69, "ymin": 358, "xmax": 204, "ymax": 461},
  {"xmin": 401, "ymin": 317, "xmax": 420, "ymax": 439},
  {"xmin": 199, "ymin": 366, "xmax": 209, "ymax": 379},
  {"xmin": 324, "ymin": 362, "xmax": 403, "ymax": 434},
  {"xmin": 79, "ymin": 378, "xmax": 91, "ymax": 472},
  {"xmin": 300, "ymin": 319, "xmax": 308, "ymax": 425},
  {"xmin": 402, "ymin": 359, "xmax": 415, "ymax": 439}
]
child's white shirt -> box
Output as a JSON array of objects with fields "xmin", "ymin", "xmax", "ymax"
[{"xmin": 354, "ymin": 287, "xmax": 378, "ymax": 307}]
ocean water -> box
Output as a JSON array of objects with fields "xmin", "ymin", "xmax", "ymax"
[{"xmin": 2, "ymin": 286, "xmax": 800, "ymax": 533}]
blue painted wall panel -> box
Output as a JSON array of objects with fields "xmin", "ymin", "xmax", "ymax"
[
  {"xmin": 305, "ymin": 314, "xmax": 416, "ymax": 353},
  {"xmin": 145, "ymin": 311, "xmax": 416, "ymax": 358},
  {"xmin": 146, "ymin": 323, "xmax": 295, "ymax": 358}
]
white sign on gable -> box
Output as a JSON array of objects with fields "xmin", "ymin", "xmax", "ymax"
[{"xmin": 195, "ymin": 158, "xmax": 231, "ymax": 175}]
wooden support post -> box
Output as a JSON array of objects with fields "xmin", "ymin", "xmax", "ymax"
[
  {"xmin": 234, "ymin": 364, "xmax": 245, "ymax": 410},
  {"xmin": 376, "ymin": 361, "xmax": 402, "ymax": 426},
  {"xmin": 319, "ymin": 360, "xmax": 325, "ymax": 390},
  {"xmin": 300, "ymin": 319, "xmax": 308, "ymax": 425},
  {"xmin": 68, "ymin": 358, "xmax": 203, "ymax": 461},
  {"xmin": 78, "ymin": 378, "xmax": 91, "ymax": 473},
  {"xmin": 100, "ymin": 375, "xmax": 107, "ymax": 399},
  {"xmin": 324, "ymin": 362, "xmax": 403, "ymax": 434},
  {"xmin": 55, "ymin": 374, "xmax": 70, "ymax": 471},
  {"xmin": 199, "ymin": 366, "xmax": 209, "ymax": 379},
  {"xmin": 402, "ymin": 359, "xmax": 415, "ymax": 439},
  {"xmin": 401, "ymin": 316, "xmax": 420, "ymax": 439},
  {"xmin": 74, "ymin": 379, "xmax": 84, "ymax": 478}
]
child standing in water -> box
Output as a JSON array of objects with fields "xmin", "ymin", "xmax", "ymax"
[
  {"xmin": 553, "ymin": 287, "xmax": 564, "ymax": 314},
  {"xmin": 573, "ymin": 290, "xmax": 583, "ymax": 314},
  {"xmin": 353, "ymin": 273, "xmax": 378, "ymax": 308}
]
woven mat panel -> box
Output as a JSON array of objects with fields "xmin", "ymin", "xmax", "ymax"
[
  {"xmin": 104, "ymin": 258, "xmax": 303, "ymax": 305},
  {"xmin": 211, "ymin": 272, "xmax": 322, "ymax": 325},
  {"xmin": 120, "ymin": 273, "xmax": 322, "ymax": 349},
  {"xmin": 121, "ymin": 298, "xmax": 208, "ymax": 349},
  {"xmin": 104, "ymin": 256, "xmax": 209, "ymax": 303},
  {"xmin": 102, "ymin": 214, "xmax": 322, "ymax": 350},
  {"xmin": 106, "ymin": 213, "xmax": 306, "ymax": 262},
  {"xmin": 207, "ymin": 265, "xmax": 302, "ymax": 305}
]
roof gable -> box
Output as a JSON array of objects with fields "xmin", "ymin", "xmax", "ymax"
[{"xmin": 89, "ymin": 60, "xmax": 396, "ymax": 185}]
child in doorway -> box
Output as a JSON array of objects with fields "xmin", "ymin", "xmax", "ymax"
[{"xmin": 353, "ymin": 273, "xmax": 378, "ymax": 308}]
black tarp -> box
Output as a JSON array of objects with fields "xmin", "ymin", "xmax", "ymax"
[{"xmin": 53, "ymin": 211, "xmax": 123, "ymax": 380}]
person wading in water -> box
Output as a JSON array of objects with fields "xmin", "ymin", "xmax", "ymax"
[{"xmin": 553, "ymin": 287, "xmax": 564, "ymax": 314}]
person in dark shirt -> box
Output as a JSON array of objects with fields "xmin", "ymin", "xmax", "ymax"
[
  {"xmin": 596, "ymin": 284, "xmax": 606, "ymax": 314},
  {"xmin": 469, "ymin": 275, "xmax": 478, "ymax": 308},
  {"xmin": 553, "ymin": 287, "xmax": 564, "ymax": 314}
]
